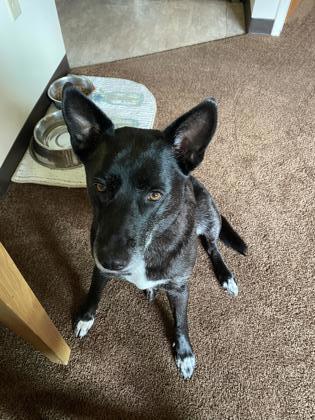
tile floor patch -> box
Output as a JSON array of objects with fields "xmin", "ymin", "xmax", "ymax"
[{"xmin": 56, "ymin": 0, "xmax": 245, "ymax": 67}]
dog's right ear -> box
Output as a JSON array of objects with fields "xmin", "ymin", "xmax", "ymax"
[{"xmin": 62, "ymin": 83, "xmax": 114, "ymax": 161}]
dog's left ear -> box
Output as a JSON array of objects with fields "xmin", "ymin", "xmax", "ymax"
[{"xmin": 164, "ymin": 98, "xmax": 217, "ymax": 173}]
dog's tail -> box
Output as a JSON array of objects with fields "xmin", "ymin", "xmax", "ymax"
[{"xmin": 219, "ymin": 215, "xmax": 247, "ymax": 256}]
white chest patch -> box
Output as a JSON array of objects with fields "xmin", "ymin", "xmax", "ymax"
[{"xmin": 122, "ymin": 254, "xmax": 168, "ymax": 290}]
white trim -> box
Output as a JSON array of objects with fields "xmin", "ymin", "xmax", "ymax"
[{"xmin": 271, "ymin": 0, "xmax": 291, "ymax": 36}]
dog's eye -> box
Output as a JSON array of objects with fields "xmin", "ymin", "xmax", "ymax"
[
  {"xmin": 95, "ymin": 183, "xmax": 106, "ymax": 192},
  {"xmin": 147, "ymin": 191, "xmax": 162, "ymax": 202}
]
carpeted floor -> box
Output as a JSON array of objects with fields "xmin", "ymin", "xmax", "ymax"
[{"xmin": 1, "ymin": 1, "xmax": 315, "ymax": 419}]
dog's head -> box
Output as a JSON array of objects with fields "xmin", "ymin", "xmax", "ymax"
[{"xmin": 63, "ymin": 85, "xmax": 217, "ymax": 274}]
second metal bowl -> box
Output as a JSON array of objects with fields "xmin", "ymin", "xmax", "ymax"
[
  {"xmin": 48, "ymin": 75, "xmax": 94, "ymax": 109},
  {"xmin": 31, "ymin": 111, "xmax": 81, "ymax": 169}
]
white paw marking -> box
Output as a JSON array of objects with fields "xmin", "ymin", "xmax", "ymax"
[
  {"xmin": 176, "ymin": 353, "xmax": 196, "ymax": 380},
  {"xmin": 146, "ymin": 288, "xmax": 156, "ymax": 302},
  {"xmin": 74, "ymin": 317, "xmax": 94, "ymax": 338},
  {"xmin": 223, "ymin": 276, "xmax": 239, "ymax": 297}
]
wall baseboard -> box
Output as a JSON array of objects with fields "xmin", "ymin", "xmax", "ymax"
[
  {"xmin": 248, "ymin": 18, "xmax": 274, "ymax": 34},
  {"xmin": 243, "ymin": 0, "xmax": 275, "ymax": 35},
  {"xmin": 0, "ymin": 55, "xmax": 70, "ymax": 198}
]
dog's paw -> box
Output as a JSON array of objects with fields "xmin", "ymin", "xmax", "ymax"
[
  {"xmin": 222, "ymin": 276, "xmax": 239, "ymax": 297},
  {"xmin": 175, "ymin": 351, "xmax": 196, "ymax": 380},
  {"xmin": 74, "ymin": 317, "xmax": 95, "ymax": 338},
  {"xmin": 173, "ymin": 335, "xmax": 196, "ymax": 380}
]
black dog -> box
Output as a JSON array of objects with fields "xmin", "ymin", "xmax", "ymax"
[{"xmin": 62, "ymin": 85, "xmax": 246, "ymax": 380}]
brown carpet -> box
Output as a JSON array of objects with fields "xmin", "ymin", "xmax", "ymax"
[{"xmin": 1, "ymin": 2, "xmax": 315, "ymax": 419}]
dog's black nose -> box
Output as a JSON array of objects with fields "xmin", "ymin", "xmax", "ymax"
[
  {"xmin": 101, "ymin": 257, "xmax": 127, "ymax": 272},
  {"xmin": 96, "ymin": 239, "xmax": 131, "ymax": 272}
]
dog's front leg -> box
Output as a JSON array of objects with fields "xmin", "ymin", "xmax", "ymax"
[
  {"xmin": 74, "ymin": 265, "xmax": 110, "ymax": 338},
  {"xmin": 166, "ymin": 283, "xmax": 196, "ymax": 380}
]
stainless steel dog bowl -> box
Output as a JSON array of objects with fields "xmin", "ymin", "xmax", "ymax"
[
  {"xmin": 48, "ymin": 75, "xmax": 94, "ymax": 108},
  {"xmin": 31, "ymin": 111, "xmax": 81, "ymax": 169}
]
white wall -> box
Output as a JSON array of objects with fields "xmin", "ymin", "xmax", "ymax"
[
  {"xmin": 250, "ymin": 0, "xmax": 279, "ymax": 20},
  {"xmin": 0, "ymin": 0, "xmax": 66, "ymax": 167},
  {"xmin": 250, "ymin": 0, "xmax": 291, "ymax": 36}
]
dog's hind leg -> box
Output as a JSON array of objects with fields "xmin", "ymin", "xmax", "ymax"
[
  {"xmin": 200, "ymin": 236, "xmax": 239, "ymax": 297},
  {"xmin": 74, "ymin": 266, "xmax": 110, "ymax": 338},
  {"xmin": 192, "ymin": 177, "xmax": 239, "ymax": 296}
]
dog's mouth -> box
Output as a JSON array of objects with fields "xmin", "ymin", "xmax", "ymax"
[
  {"xmin": 94, "ymin": 258, "xmax": 131, "ymax": 276},
  {"xmin": 101, "ymin": 268, "xmax": 130, "ymax": 275}
]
